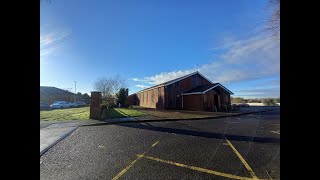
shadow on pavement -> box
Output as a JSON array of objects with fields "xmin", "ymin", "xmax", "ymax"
[{"xmin": 118, "ymin": 123, "xmax": 280, "ymax": 144}]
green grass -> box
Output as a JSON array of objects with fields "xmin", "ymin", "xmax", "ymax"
[
  {"xmin": 40, "ymin": 107, "xmax": 90, "ymax": 121},
  {"xmin": 40, "ymin": 107, "xmax": 146, "ymax": 121},
  {"xmin": 102, "ymin": 108, "xmax": 146, "ymax": 119}
]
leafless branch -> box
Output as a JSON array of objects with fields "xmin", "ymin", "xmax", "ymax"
[{"xmin": 93, "ymin": 75, "xmax": 127, "ymax": 99}]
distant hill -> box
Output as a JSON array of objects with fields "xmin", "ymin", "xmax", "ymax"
[{"xmin": 40, "ymin": 86, "xmax": 75, "ymax": 104}]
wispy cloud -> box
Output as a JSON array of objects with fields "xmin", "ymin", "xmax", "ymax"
[
  {"xmin": 131, "ymin": 32, "xmax": 279, "ymax": 97},
  {"xmin": 132, "ymin": 70, "xmax": 195, "ymax": 85},
  {"xmin": 40, "ymin": 29, "xmax": 70, "ymax": 60},
  {"xmin": 135, "ymin": 84, "xmax": 150, "ymax": 88},
  {"xmin": 234, "ymin": 86, "xmax": 280, "ymax": 98}
]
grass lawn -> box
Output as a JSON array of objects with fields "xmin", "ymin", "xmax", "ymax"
[
  {"xmin": 40, "ymin": 107, "xmax": 146, "ymax": 121},
  {"xmin": 40, "ymin": 107, "xmax": 90, "ymax": 121},
  {"xmin": 102, "ymin": 108, "xmax": 146, "ymax": 119}
]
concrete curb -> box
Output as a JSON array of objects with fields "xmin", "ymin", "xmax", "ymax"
[
  {"xmin": 40, "ymin": 127, "xmax": 78, "ymax": 157},
  {"xmin": 81, "ymin": 110, "xmax": 272, "ymax": 127}
]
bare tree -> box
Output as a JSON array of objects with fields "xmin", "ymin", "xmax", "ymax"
[
  {"xmin": 111, "ymin": 74, "xmax": 126, "ymax": 94},
  {"xmin": 93, "ymin": 75, "xmax": 127, "ymax": 107},
  {"xmin": 266, "ymin": 0, "xmax": 280, "ymax": 38},
  {"xmin": 93, "ymin": 77, "xmax": 113, "ymax": 98}
]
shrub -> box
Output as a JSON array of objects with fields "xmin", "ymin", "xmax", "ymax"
[
  {"xmin": 219, "ymin": 104, "xmax": 227, "ymax": 112},
  {"xmin": 100, "ymin": 108, "xmax": 108, "ymax": 120},
  {"xmin": 226, "ymin": 104, "xmax": 232, "ymax": 111},
  {"xmin": 231, "ymin": 104, "xmax": 240, "ymax": 111},
  {"xmin": 247, "ymin": 98, "xmax": 261, "ymax": 103},
  {"xmin": 231, "ymin": 97, "xmax": 247, "ymax": 103},
  {"xmin": 262, "ymin": 98, "xmax": 277, "ymax": 106},
  {"xmin": 100, "ymin": 103, "xmax": 109, "ymax": 110}
]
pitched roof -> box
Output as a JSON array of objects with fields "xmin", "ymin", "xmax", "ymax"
[
  {"xmin": 183, "ymin": 84, "xmax": 217, "ymax": 93},
  {"xmin": 133, "ymin": 71, "xmax": 233, "ymax": 95},
  {"xmin": 164, "ymin": 71, "xmax": 214, "ymax": 86},
  {"xmin": 135, "ymin": 71, "xmax": 215, "ymax": 94},
  {"xmin": 182, "ymin": 83, "xmax": 234, "ymax": 95},
  {"xmin": 134, "ymin": 72, "xmax": 197, "ymax": 94},
  {"xmin": 163, "ymin": 72, "xmax": 198, "ymax": 85}
]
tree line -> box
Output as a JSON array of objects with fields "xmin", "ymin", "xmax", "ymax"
[{"xmin": 231, "ymin": 97, "xmax": 280, "ymax": 106}]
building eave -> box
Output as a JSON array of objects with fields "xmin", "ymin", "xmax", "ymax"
[{"xmin": 181, "ymin": 83, "xmax": 234, "ymax": 96}]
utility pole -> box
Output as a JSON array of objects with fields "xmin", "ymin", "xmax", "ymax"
[{"xmin": 74, "ymin": 81, "xmax": 77, "ymax": 102}]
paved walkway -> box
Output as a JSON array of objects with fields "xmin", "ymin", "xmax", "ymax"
[
  {"xmin": 40, "ymin": 119, "xmax": 102, "ymax": 156},
  {"xmin": 40, "ymin": 126, "xmax": 77, "ymax": 156}
]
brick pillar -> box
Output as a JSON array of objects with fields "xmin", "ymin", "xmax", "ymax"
[{"xmin": 90, "ymin": 91, "xmax": 102, "ymax": 120}]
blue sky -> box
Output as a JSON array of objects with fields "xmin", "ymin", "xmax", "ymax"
[{"xmin": 40, "ymin": 0, "xmax": 279, "ymax": 98}]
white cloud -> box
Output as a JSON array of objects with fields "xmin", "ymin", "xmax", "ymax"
[
  {"xmin": 40, "ymin": 29, "xmax": 70, "ymax": 60},
  {"xmin": 131, "ymin": 33, "xmax": 280, "ymax": 97},
  {"xmin": 131, "ymin": 78, "xmax": 141, "ymax": 81},
  {"xmin": 135, "ymin": 84, "xmax": 150, "ymax": 89},
  {"xmin": 132, "ymin": 70, "xmax": 196, "ymax": 85}
]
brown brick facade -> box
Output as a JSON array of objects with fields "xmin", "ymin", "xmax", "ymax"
[
  {"xmin": 134, "ymin": 85, "xmax": 165, "ymax": 109},
  {"xmin": 126, "ymin": 72, "xmax": 232, "ymax": 111},
  {"xmin": 90, "ymin": 91, "xmax": 102, "ymax": 120}
]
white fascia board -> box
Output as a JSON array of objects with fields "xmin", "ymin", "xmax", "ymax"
[
  {"xmin": 165, "ymin": 71, "xmax": 215, "ymax": 86},
  {"xmin": 136, "ymin": 84, "xmax": 164, "ymax": 94},
  {"xmin": 203, "ymin": 83, "xmax": 234, "ymax": 94},
  {"xmin": 164, "ymin": 71, "xmax": 198, "ymax": 86},
  {"xmin": 216, "ymin": 83, "xmax": 234, "ymax": 94},
  {"xmin": 197, "ymin": 71, "xmax": 214, "ymax": 84},
  {"xmin": 182, "ymin": 84, "xmax": 234, "ymax": 95},
  {"xmin": 202, "ymin": 84, "xmax": 220, "ymax": 93}
]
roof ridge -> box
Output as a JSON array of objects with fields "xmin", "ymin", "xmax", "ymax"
[{"xmin": 135, "ymin": 71, "xmax": 199, "ymax": 93}]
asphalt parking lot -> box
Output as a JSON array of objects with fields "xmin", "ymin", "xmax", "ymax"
[{"xmin": 40, "ymin": 109, "xmax": 280, "ymax": 180}]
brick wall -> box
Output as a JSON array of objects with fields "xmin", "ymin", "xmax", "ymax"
[{"xmin": 135, "ymin": 85, "xmax": 165, "ymax": 109}]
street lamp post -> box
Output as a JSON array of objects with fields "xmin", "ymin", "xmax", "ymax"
[{"xmin": 74, "ymin": 81, "xmax": 77, "ymax": 102}]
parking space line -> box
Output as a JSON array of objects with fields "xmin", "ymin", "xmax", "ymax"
[
  {"xmin": 112, "ymin": 152, "xmax": 145, "ymax": 180},
  {"xmin": 225, "ymin": 139, "xmax": 259, "ymax": 180},
  {"xmin": 270, "ymin": 131, "xmax": 280, "ymax": 135},
  {"xmin": 151, "ymin": 141, "xmax": 159, "ymax": 147},
  {"xmin": 112, "ymin": 140, "xmax": 160, "ymax": 180},
  {"xmin": 137, "ymin": 154, "xmax": 254, "ymax": 180}
]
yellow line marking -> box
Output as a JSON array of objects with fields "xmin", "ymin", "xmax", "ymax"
[
  {"xmin": 112, "ymin": 140, "xmax": 160, "ymax": 180},
  {"xmin": 270, "ymin": 131, "xmax": 280, "ymax": 135},
  {"xmin": 112, "ymin": 152, "xmax": 145, "ymax": 180},
  {"xmin": 137, "ymin": 154, "xmax": 254, "ymax": 180},
  {"xmin": 225, "ymin": 139, "xmax": 259, "ymax": 180},
  {"xmin": 151, "ymin": 141, "xmax": 159, "ymax": 147}
]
